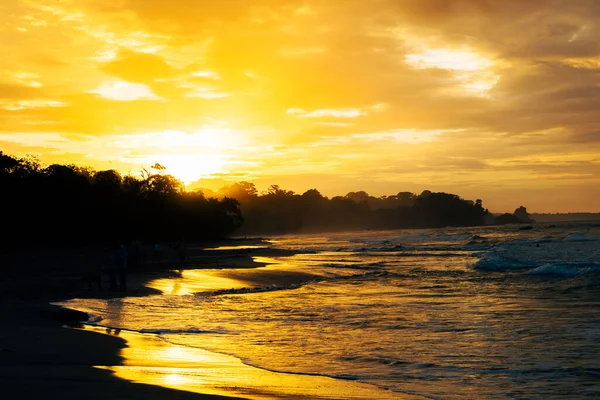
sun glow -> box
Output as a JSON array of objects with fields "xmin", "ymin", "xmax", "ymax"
[
  {"xmin": 152, "ymin": 154, "xmax": 227, "ymax": 184},
  {"xmin": 131, "ymin": 128, "xmax": 243, "ymax": 184}
]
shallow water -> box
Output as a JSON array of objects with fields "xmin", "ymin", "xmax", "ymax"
[{"xmin": 61, "ymin": 223, "xmax": 600, "ymax": 399}]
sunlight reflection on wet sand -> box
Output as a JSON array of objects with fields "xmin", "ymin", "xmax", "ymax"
[
  {"xmin": 147, "ymin": 256, "xmax": 317, "ymax": 296},
  {"xmin": 119, "ymin": 254, "xmax": 422, "ymax": 398},
  {"xmin": 204, "ymin": 245, "xmax": 270, "ymax": 251},
  {"xmin": 147, "ymin": 270, "xmax": 249, "ymax": 295},
  {"xmin": 88, "ymin": 326, "xmax": 419, "ymax": 399}
]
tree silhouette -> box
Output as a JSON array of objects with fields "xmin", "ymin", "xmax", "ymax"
[
  {"xmin": 0, "ymin": 153, "xmax": 242, "ymax": 251},
  {"xmin": 0, "ymin": 151, "xmax": 502, "ymax": 248},
  {"xmin": 218, "ymin": 181, "xmax": 258, "ymax": 202},
  {"xmin": 220, "ymin": 184, "xmax": 491, "ymax": 234}
]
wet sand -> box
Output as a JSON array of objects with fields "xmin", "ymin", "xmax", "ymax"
[
  {"xmin": 85, "ymin": 326, "xmax": 414, "ymax": 399},
  {"xmin": 0, "ymin": 240, "xmax": 273, "ymax": 399},
  {"xmin": 0, "ymin": 302, "xmax": 240, "ymax": 399},
  {"xmin": 1, "ymin": 241, "xmax": 420, "ymax": 399}
]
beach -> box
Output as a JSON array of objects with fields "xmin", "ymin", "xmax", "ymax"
[
  {"xmin": 58, "ymin": 225, "xmax": 600, "ymax": 399},
  {"xmin": 0, "ymin": 241, "xmax": 419, "ymax": 399},
  {"xmin": 0, "ymin": 301, "xmax": 240, "ymax": 400},
  {"xmin": 4, "ymin": 225, "xmax": 600, "ymax": 399},
  {"xmin": 0, "ymin": 242, "xmax": 260, "ymax": 399}
]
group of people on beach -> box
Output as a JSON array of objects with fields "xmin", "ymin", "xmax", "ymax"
[
  {"xmin": 108, "ymin": 242, "xmax": 129, "ymax": 292},
  {"xmin": 101, "ymin": 239, "xmax": 187, "ymax": 292}
]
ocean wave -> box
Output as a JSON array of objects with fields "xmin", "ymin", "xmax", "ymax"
[
  {"xmin": 374, "ymin": 245, "xmax": 405, "ymax": 252},
  {"xmin": 302, "ymin": 236, "xmax": 489, "ymax": 253},
  {"xmin": 473, "ymin": 253, "xmax": 600, "ymax": 275},
  {"xmin": 527, "ymin": 262, "xmax": 600, "ymax": 277},
  {"xmin": 471, "ymin": 255, "xmax": 536, "ymax": 271},
  {"xmin": 526, "ymin": 264, "xmax": 582, "ymax": 277},
  {"xmin": 429, "ymin": 233, "xmax": 472, "ymax": 242},
  {"xmin": 464, "ymin": 241, "xmax": 491, "ymax": 250},
  {"xmin": 562, "ymin": 233, "xmax": 600, "ymax": 242},
  {"xmin": 469, "ymin": 234, "xmax": 487, "ymax": 241},
  {"xmin": 321, "ymin": 262, "xmax": 385, "ymax": 271},
  {"xmin": 74, "ymin": 318, "xmax": 228, "ymax": 336},
  {"xmin": 363, "ymin": 249, "xmax": 470, "ymax": 256},
  {"xmin": 192, "ymin": 270, "xmax": 389, "ymax": 298},
  {"xmin": 401, "ymin": 251, "xmax": 469, "ymax": 257},
  {"xmin": 194, "ymin": 282, "xmax": 319, "ymax": 297},
  {"xmin": 317, "ymin": 258, "xmax": 362, "ymax": 263},
  {"xmin": 139, "ymin": 328, "xmax": 226, "ymax": 334},
  {"xmin": 333, "ymin": 373, "xmax": 361, "ymax": 381}
]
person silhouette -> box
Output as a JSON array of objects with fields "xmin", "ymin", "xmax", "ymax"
[
  {"xmin": 177, "ymin": 238, "xmax": 187, "ymax": 264},
  {"xmin": 115, "ymin": 242, "xmax": 128, "ymax": 291},
  {"xmin": 152, "ymin": 242, "xmax": 163, "ymax": 264}
]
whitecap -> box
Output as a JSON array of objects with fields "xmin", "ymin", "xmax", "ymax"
[
  {"xmin": 563, "ymin": 233, "xmax": 600, "ymax": 242},
  {"xmin": 472, "ymin": 255, "xmax": 534, "ymax": 271},
  {"xmin": 527, "ymin": 264, "xmax": 581, "ymax": 277}
]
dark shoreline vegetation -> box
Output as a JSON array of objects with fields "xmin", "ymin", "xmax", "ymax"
[
  {"xmin": 1, "ymin": 152, "xmax": 242, "ymax": 250},
  {"xmin": 1, "ymin": 151, "xmax": 534, "ymax": 251}
]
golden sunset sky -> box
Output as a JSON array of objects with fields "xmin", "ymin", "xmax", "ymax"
[{"xmin": 1, "ymin": 0, "xmax": 599, "ymax": 212}]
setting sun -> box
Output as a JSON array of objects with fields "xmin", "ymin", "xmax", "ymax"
[
  {"xmin": 113, "ymin": 127, "xmax": 243, "ymax": 183},
  {"xmin": 149, "ymin": 154, "xmax": 227, "ymax": 184}
]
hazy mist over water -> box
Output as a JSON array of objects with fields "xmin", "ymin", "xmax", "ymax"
[{"xmin": 62, "ymin": 223, "xmax": 600, "ymax": 399}]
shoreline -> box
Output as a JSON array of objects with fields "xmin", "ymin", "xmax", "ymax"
[
  {"xmin": 2, "ymin": 239, "xmax": 420, "ymax": 399},
  {"xmin": 0, "ymin": 239, "xmax": 275, "ymax": 400},
  {"xmin": 75, "ymin": 325, "xmax": 417, "ymax": 399},
  {"xmin": 0, "ymin": 300, "xmax": 241, "ymax": 400}
]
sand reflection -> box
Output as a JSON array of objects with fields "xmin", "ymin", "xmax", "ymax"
[
  {"xmin": 148, "ymin": 270, "xmax": 249, "ymax": 295},
  {"xmin": 87, "ymin": 326, "xmax": 418, "ymax": 399},
  {"xmin": 147, "ymin": 256, "xmax": 320, "ymax": 297},
  {"xmin": 204, "ymin": 245, "xmax": 269, "ymax": 251}
]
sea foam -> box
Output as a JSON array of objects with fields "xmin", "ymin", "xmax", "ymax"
[{"xmin": 527, "ymin": 264, "xmax": 582, "ymax": 277}]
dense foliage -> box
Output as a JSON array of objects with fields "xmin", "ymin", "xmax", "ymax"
[
  {"xmin": 0, "ymin": 152, "xmax": 242, "ymax": 250},
  {"xmin": 1, "ymin": 151, "xmax": 492, "ymax": 248},
  {"xmin": 217, "ymin": 183, "xmax": 490, "ymax": 234}
]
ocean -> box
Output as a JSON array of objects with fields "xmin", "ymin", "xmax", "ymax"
[{"xmin": 60, "ymin": 222, "xmax": 600, "ymax": 399}]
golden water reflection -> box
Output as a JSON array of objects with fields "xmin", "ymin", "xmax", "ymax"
[
  {"xmin": 147, "ymin": 256, "xmax": 307, "ymax": 296},
  {"xmin": 204, "ymin": 245, "xmax": 269, "ymax": 251},
  {"xmin": 147, "ymin": 270, "xmax": 249, "ymax": 295},
  {"xmin": 87, "ymin": 326, "xmax": 420, "ymax": 399}
]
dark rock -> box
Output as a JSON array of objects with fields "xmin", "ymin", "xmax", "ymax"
[{"xmin": 493, "ymin": 213, "xmax": 523, "ymax": 225}]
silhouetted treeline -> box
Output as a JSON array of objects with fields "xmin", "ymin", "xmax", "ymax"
[
  {"xmin": 0, "ymin": 152, "xmax": 242, "ymax": 251},
  {"xmin": 1, "ymin": 151, "xmax": 494, "ymax": 247},
  {"xmin": 531, "ymin": 213, "xmax": 600, "ymax": 223},
  {"xmin": 216, "ymin": 182, "xmax": 490, "ymax": 234}
]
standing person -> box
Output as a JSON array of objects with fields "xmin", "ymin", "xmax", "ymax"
[
  {"xmin": 108, "ymin": 244, "xmax": 118, "ymax": 291},
  {"xmin": 128, "ymin": 239, "xmax": 143, "ymax": 270},
  {"xmin": 116, "ymin": 242, "xmax": 128, "ymax": 291},
  {"xmin": 152, "ymin": 242, "xmax": 163, "ymax": 264},
  {"xmin": 177, "ymin": 238, "xmax": 187, "ymax": 265}
]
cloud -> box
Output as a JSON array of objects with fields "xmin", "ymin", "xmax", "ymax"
[
  {"xmin": 101, "ymin": 0, "xmax": 305, "ymax": 32},
  {"xmin": 0, "ymin": 82, "xmax": 44, "ymax": 99},
  {"xmin": 2, "ymin": 0, "xmax": 600, "ymax": 211},
  {"xmin": 0, "ymin": 99, "xmax": 66, "ymax": 111},
  {"xmin": 100, "ymin": 50, "xmax": 175, "ymax": 83},
  {"xmin": 89, "ymin": 79, "xmax": 161, "ymax": 101},
  {"xmin": 287, "ymin": 108, "xmax": 364, "ymax": 118}
]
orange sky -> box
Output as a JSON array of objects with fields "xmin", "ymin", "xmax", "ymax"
[{"xmin": 1, "ymin": 0, "xmax": 599, "ymax": 212}]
